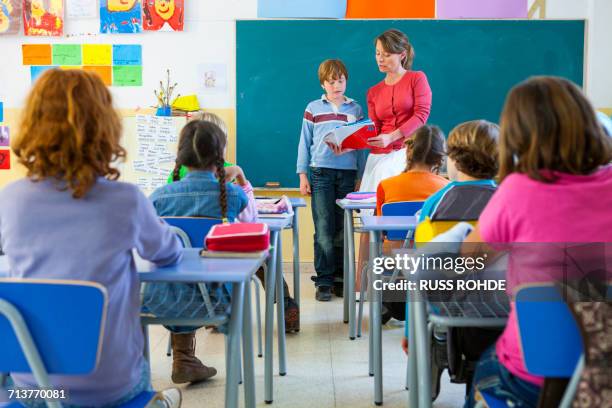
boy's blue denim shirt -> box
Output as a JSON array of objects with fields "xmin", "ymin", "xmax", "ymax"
[{"xmin": 150, "ymin": 170, "xmax": 248, "ymax": 220}]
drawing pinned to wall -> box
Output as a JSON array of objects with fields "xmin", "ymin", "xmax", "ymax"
[
  {"xmin": 100, "ymin": 0, "xmax": 142, "ymax": 34},
  {"xmin": 345, "ymin": 0, "xmax": 434, "ymax": 18},
  {"xmin": 0, "ymin": 126, "xmax": 9, "ymax": 146},
  {"xmin": 66, "ymin": 0, "xmax": 96, "ymax": 18},
  {"xmin": 0, "ymin": 0, "xmax": 22, "ymax": 35},
  {"xmin": 23, "ymin": 0, "xmax": 64, "ymax": 36},
  {"xmin": 0, "ymin": 101, "xmax": 3, "ymax": 122},
  {"xmin": 257, "ymin": 0, "xmax": 346, "ymax": 18},
  {"xmin": 0, "ymin": 150, "xmax": 10, "ymax": 170},
  {"xmin": 437, "ymin": 0, "xmax": 528, "ymax": 19},
  {"xmin": 198, "ymin": 63, "xmax": 227, "ymax": 92},
  {"xmin": 142, "ymin": 0, "xmax": 183, "ymax": 31}
]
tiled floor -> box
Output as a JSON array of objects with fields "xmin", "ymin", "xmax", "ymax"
[{"xmin": 149, "ymin": 263, "xmax": 466, "ymax": 407}]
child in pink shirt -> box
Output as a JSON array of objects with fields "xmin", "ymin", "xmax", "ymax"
[{"xmin": 464, "ymin": 76, "xmax": 612, "ymax": 407}]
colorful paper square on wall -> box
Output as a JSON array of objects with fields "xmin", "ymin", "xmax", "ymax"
[
  {"xmin": 100, "ymin": 0, "xmax": 142, "ymax": 34},
  {"xmin": 112, "ymin": 44, "xmax": 142, "ymax": 65},
  {"xmin": 258, "ymin": 0, "xmax": 346, "ymax": 18},
  {"xmin": 0, "ymin": 126, "xmax": 9, "ymax": 146},
  {"xmin": 0, "ymin": 150, "xmax": 10, "ymax": 170},
  {"xmin": 142, "ymin": 0, "xmax": 184, "ymax": 31},
  {"xmin": 83, "ymin": 44, "xmax": 112, "ymax": 65},
  {"xmin": 30, "ymin": 65, "xmax": 56, "ymax": 82},
  {"xmin": 83, "ymin": 66, "xmax": 113, "ymax": 86},
  {"xmin": 437, "ymin": 0, "xmax": 527, "ymax": 19},
  {"xmin": 23, "ymin": 0, "xmax": 64, "ymax": 36},
  {"xmin": 113, "ymin": 65, "xmax": 142, "ymax": 86},
  {"xmin": 52, "ymin": 44, "xmax": 81, "ymax": 65},
  {"xmin": 0, "ymin": 0, "xmax": 22, "ymax": 35},
  {"xmin": 345, "ymin": 0, "xmax": 434, "ymax": 18},
  {"xmin": 22, "ymin": 44, "xmax": 52, "ymax": 65}
]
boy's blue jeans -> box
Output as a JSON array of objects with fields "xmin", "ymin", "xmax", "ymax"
[
  {"xmin": 310, "ymin": 167, "xmax": 356, "ymax": 288},
  {"xmin": 465, "ymin": 345, "xmax": 540, "ymax": 408}
]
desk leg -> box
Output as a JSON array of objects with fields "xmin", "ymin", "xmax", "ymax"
[
  {"xmin": 408, "ymin": 290, "xmax": 418, "ymax": 407},
  {"xmin": 347, "ymin": 209, "xmax": 357, "ymax": 340},
  {"xmin": 264, "ymin": 232, "xmax": 278, "ymax": 404},
  {"xmin": 414, "ymin": 291, "xmax": 431, "ymax": 408},
  {"xmin": 225, "ymin": 282, "xmax": 245, "ymax": 408},
  {"xmin": 343, "ymin": 209, "xmax": 349, "ymax": 324},
  {"xmin": 370, "ymin": 231, "xmax": 383, "ymax": 406},
  {"xmin": 276, "ymin": 232, "xmax": 287, "ymax": 376},
  {"xmin": 292, "ymin": 209, "xmax": 300, "ymax": 311},
  {"xmin": 242, "ymin": 278, "xmax": 256, "ymax": 408}
]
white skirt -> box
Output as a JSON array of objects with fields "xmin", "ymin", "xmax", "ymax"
[{"xmin": 359, "ymin": 148, "xmax": 407, "ymax": 193}]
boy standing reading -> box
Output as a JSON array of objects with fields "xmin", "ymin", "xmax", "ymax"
[{"xmin": 296, "ymin": 59, "xmax": 366, "ymax": 301}]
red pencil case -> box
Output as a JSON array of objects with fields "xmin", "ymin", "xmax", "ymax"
[{"xmin": 205, "ymin": 223, "xmax": 270, "ymax": 252}]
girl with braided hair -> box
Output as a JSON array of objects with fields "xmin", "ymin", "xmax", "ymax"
[{"xmin": 149, "ymin": 120, "xmax": 299, "ymax": 385}]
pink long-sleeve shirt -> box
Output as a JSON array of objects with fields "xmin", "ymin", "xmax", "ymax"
[{"xmin": 367, "ymin": 70, "xmax": 432, "ymax": 154}]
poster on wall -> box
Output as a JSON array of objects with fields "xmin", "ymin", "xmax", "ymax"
[
  {"xmin": 0, "ymin": 0, "xmax": 22, "ymax": 35},
  {"xmin": 345, "ymin": 0, "xmax": 435, "ymax": 18},
  {"xmin": 66, "ymin": 0, "xmax": 96, "ymax": 18},
  {"xmin": 258, "ymin": 0, "xmax": 346, "ymax": 18},
  {"xmin": 0, "ymin": 126, "xmax": 9, "ymax": 146},
  {"xmin": 142, "ymin": 0, "xmax": 183, "ymax": 31},
  {"xmin": 437, "ymin": 0, "xmax": 527, "ymax": 18},
  {"xmin": 0, "ymin": 150, "xmax": 10, "ymax": 170},
  {"xmin": 23, "ymin": 0, "xmax": 64, "ymax": 36},
  {"xmin": 100, "ymin": 0, "xmax": 142, "ymax": 34}
]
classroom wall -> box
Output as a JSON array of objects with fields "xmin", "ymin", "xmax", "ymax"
[{"xmin": 1, "ymin": 0, "xmax": 611, "ymax": 263}]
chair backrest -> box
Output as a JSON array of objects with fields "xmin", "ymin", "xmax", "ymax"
[
  {"xmin": 515, "ymin": 284, "xmax": 583, "ymax": 377},
  {"xmin": 162, "ymin": 217, "xmax": 223, "ymax": 248},
  {"xmin": 414, "ymin": 217, "xmax": 477, "ymax": 244},
  {"xmin": 380, "ymin": 201, "xmax": 424, "ymax": 241},
  {"xmin": 0, "ymin": 279, "xmax": 107, "ymax": 375},
  {"xmin": 430, "ymin": 183, "xmax": 496, "ymax": 221}
]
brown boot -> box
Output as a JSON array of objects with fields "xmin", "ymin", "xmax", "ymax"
[{"xmin": 171, "ymin": 332, "xmax": 217, "ymax": 384}]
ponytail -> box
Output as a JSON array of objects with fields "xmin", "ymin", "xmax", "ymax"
[
  {"xmin": 171, "ymin": 161, "xmax": 182, "ymax": 182},
  {"xmin": 404, "ymin": 125, "xmax": 446, "ymax": 173},
  {"xmin": 216, "ymin": 157, "xmax": 228, "ymax": 221}
]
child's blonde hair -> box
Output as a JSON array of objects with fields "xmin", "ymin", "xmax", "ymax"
[{"xmin": 447, "ymin": 120, "xmax": 499, "ymax": 180}]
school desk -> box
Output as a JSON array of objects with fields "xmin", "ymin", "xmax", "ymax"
[
  {"xmin": 336, "ymin": 197, "xmax": 377, "ymax": 340},
  {"xmin": 259, "ymin": 214, "xmax": 293, "ymax": 404},
  {"xmin": 359, "ymin": 215, "xmax": 417, "ymax": 406},
  {"xmin": 0, "ymin": 250, "xmax": 266, "ymax": 408}
]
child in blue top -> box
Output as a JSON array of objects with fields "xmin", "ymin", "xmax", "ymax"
[
  {"xmin": 148, "ymin": 120, "xmax": 297, "ymax": 385},
  {"xmin": 296, "ymin": 59, "xmax": 366, "ymax": 301}
]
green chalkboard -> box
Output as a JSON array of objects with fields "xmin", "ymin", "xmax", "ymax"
[{"xmin": 237, "ymin": 20, "xmax": 585, "ymax": 188}]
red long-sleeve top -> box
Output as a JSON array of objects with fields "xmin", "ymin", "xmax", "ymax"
[{"xmin": 366, "ymin": 70, "xmax": 432, "ymax": 154}]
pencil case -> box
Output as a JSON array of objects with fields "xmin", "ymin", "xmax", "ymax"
[{"xmin": 205, "ymin": 223, "xmax": 270, "ymax": 252}]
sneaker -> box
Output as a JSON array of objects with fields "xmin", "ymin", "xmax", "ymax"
[
  {"xmin": 284, "ymin": 297, "xmax": 300, "ymax": 333},
  {"xmin": 315, "ymin": 286, "xmax": 332, "ymax": 302},
  {"xmin": 146, "ymin": 388, "xmax": 182, "ymax": 408},
  {"xmin": 332, "ymin": 282, "xmax": 344, "ymax": 298}
]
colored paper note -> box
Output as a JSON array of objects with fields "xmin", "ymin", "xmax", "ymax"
[
  {"xmin": 83, "ymin": 65, "xmax": 112, "ymax": 86},
  {"xmin": 258, "ymin": 0, "xmax": 346, "ymax": 18},
  {"xmin": 143, "ymin": 0, "xmax": 184, "ymax": 31},
  {"xmin": 0, "ymin": 150, "xmax": 10, "ymax": 170},
  {"xmin": 112, "ymin": 44, "xmax": 142, "ymax": 65},
  {"xmin": 346, "ymin": 0, "xmax": 434, "ymax": 18},
  {"xmin": 30, "ymin": 65, "xmax": 56, "ymax": 82},
  {"xmin": 113, "ymin": 65, "xmax": 142, "ymax": 86},
  {"xmin": 82, "ymin": 44, "xmax": 112, "ymax": 65},
  {"xmin": 0, "ymin": 0, "xmax": 22, "ymax": 35},
  {"xmin": 66, "ymin": 0, "xmax": 96, "ymax": 18},
  {"xmin": 22, "ymin": 44, "xmax": 52, "ymax": 65},
  {"xmin": 52, "ymin": 44, "xmax": 81, "ymax": 65},
  {"xmin": 23, "ymin": 0, "xmax": 64, "ymax": 36},
  {"xmin": 0, "ymin": 102, "xmax": 3, "ymax": 122},
  {"xmin": 437, "ymin": 0, "xmax": 527, "ymax": 18},
  {"xmin": 0, "ymin": 126, "xmax": 9, "ymax": 146},
  {"xmin": 100, "ymin": 0, "xmax": 142, "ymax": 34}
]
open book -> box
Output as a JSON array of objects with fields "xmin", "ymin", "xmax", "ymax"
[{"xmin": 323, "ymin": 119, "xmax": 377, "ymax": 150}]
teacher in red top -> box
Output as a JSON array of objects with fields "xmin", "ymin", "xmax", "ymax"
[{"xmin": 360, "ymin": 29, "xmax": 433, "ymax": 192}]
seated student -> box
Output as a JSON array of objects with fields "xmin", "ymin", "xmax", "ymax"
[
  {"xmin": 402, "ymin": 120, "xmax": 501, "ymax": 399},
  {"xmin": 358, "ymin": 125, "xmax": 448, "ymax": 299},
  {"xmin": 463, "ymin": 76, "xmax": 612, "ymax": 407},
  {"xmin": 0, "ymin": 70, "xmax": 182, "ymax": 407},
  {"xmin": 147, "ymin": 120, "xmax": 298, "ymax": 385}
]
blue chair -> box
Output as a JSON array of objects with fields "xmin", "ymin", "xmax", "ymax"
[
  {"xmin": 158, "ymin": 217, "xmax": 264, "ymax": 359},
  {"xmin": 514, "ymin": 283, "xmax": 585, "ymax": 408},
  {"xmin": 0, "ymin": 279, "xmax": 158, "ymax": 407}
]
